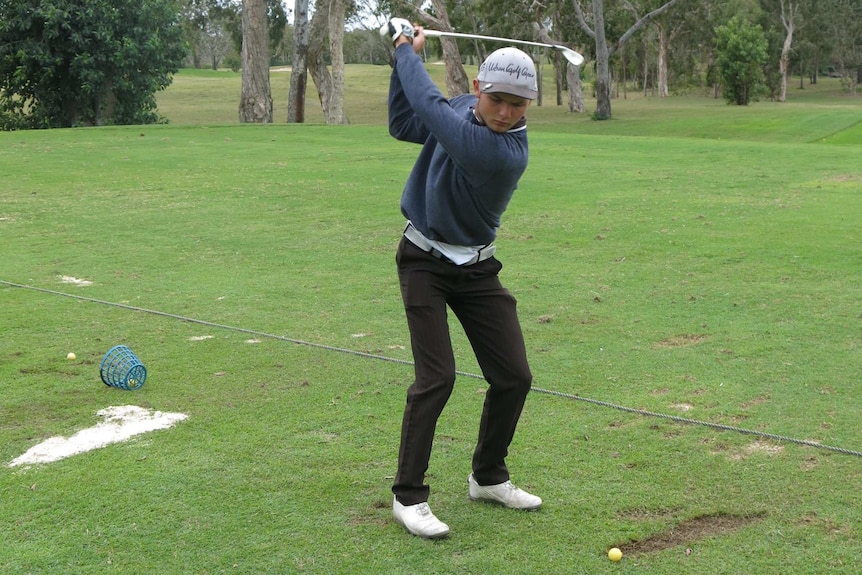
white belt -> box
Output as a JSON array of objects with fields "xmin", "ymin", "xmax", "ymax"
[{"xmin": 403, "ymin": 224, "xmax": 496, "ymax": 266}]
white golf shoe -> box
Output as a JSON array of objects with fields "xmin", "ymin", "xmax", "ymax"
[
  {"xmin": 393, "ymin": 497, "xmax": 450, "ymax": 539},
  {"xmin": 468, "ymin": 474, "xmax": 542, "ymax": 510}
]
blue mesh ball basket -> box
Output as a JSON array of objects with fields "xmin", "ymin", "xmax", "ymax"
[{"xmin": 100, "ymin": 345, "xmax": 147, "ymax": 390}]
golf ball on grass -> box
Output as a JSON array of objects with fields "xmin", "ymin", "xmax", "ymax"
[
  {"xmin": 608, "ymin": 548, "xmax": 623, "ymax": 562},
  {"xmin": 66, "ymin": 352, "xmax": 76, "ymax": 361}
]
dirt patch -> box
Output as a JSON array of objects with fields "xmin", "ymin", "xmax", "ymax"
[
  {"xmin": 655, "ymin": 334, "xmax": 708, "ymax": 349},
  {"xmin": 726, "ymin": 440, "xmax": 785, "ymax": 460},
  {"xmin": 670, "ymin": 403, "xmax": 694, "ymax": 412},
  {"xmin": 619, "ymin": 513, "xmax": 765, "ymax": 555},
  {"xmin": 824, "ymin": 174, "xmax": 861, "ymax": 183},
  {"xmin": 798, "ymin": 511, "xmax": 852, "ymax": 536},
  {"xmin": 739, "ymin": 394, "xmax": 771, "ymax": 409}
]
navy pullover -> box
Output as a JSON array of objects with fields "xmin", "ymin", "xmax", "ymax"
[{"xmin": 388, "ymin": 43, "xmax": 529, "ymax": 246}]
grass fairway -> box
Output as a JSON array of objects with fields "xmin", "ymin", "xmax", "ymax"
[{"xmin": 1, "ymin": 66, "xmax": 861, "ymax": 574}]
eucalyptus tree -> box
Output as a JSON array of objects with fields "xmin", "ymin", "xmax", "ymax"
[
  {"xmin": 304, "ymin": 0, "xmax": 350, "ymax": 123},
  {"xmin": 532, "ymin": 0, "xmax": 588, "ymax": 110},
  {"xmin": 239, "ymin": 0, "xmax": 272, "ymax": 122},
  {"xmin": 328, "ymin": 0, "xmax": 348, "ymax": 123},
  {"xmin": 287, "ymin": 0, "xmax": 360, "ymax": 123},
  {"xmin": 571, "ymin": 0, "xmax": 683, "ymax": 120},
  {"xmin": 776, "ymin": 0, "xmax": 803, "ymax": 101},
  {"xmin": 288, "ymin": 0, "xmax": 309, "ymax": 122},
  {"xmin": 629, "ymin": 0, "xmax": 695, "ymax": 97}
]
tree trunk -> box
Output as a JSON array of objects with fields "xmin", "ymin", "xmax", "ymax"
[
  {"xmin": 307, "ymin": 0, "xmax": 333, "ymax": 121},
  {"xmin": 534, "ymin": 18, "xmax": 579, "ymax": 112},
  {"xmin": 779, "ymin": 37, "xmax": 792, "ymax": 102},
  {"xmin": 327, "ymin": 0, "xmax": 347, "ymax": 124},
  {"xmin": 642, "ymin": 43, "xmax": 648, "ymax": 97},
  {"xmin": 657, "ymin": 22, "xmax": 669, "ymax": 97},
  {"xmin": 552, "ymin": 12, "xmax": 564, "ymax": 106},
  {"xmin": 778, "ymin": 0, "xmax": 797, "ymax": 103},
  {"xmin": 239, "ymin": 0, "xmax": 272, "ymax": 123},
  {"xmin": 437, "ymin": 38, "xmax": 470, "ymax": 97},
  {"xmin": 428, "ymin": 0, "xmax": 469, "ymax": 96},
  {"xmin": 536, "ymin": 56, "xmax": 543, "ymax": 107},
  {"xmin": 567, "ymin": 64, "xmax": 585, "ymax": 113},
  {"xmin": 592, "ymin": 0, "xmax": 612, "ymax": 119},
  {"xmin": 288, "ymin": 0, "xmax": 309, "ymax": 123},
  {"xmin": 556, "ymin": 53, "xmax": 563, "ymax": 106}
]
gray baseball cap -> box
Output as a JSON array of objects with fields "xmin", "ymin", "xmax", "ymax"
[{"xmin": 477, "ymin": 48, "xmax": 538, "ymax": 100}]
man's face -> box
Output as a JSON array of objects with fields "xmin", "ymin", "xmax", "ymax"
[{"xmin": 472, "ymin": 79, "xmax": 532, "ymax": 133}]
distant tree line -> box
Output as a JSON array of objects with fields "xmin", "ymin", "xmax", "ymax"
[{"xmin": 1, "ymin": 0, "xmax": 859, "ymax": 128}]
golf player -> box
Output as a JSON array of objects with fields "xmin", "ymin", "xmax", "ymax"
[{"xmin": 384, "ymin": 18, "xmax": 542, "ymax": 539}]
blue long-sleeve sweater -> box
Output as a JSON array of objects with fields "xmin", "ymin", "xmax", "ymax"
[{"xmin": 388, "ymin": 43, "xmax": 529, "ymax": 246}]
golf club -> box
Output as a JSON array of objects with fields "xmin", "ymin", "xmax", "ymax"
[{"xmin": 422, "ymin": 29, "xmax": 584, "ymax": 67}]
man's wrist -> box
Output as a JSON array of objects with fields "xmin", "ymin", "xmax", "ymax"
[{"xmin": 394, "ymin": 41, "xmax": 414, "ymax": 56}]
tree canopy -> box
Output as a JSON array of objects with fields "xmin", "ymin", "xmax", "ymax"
[{"xmin": 0, "ymin": 0, "xmax": 186, "ymax": 129}]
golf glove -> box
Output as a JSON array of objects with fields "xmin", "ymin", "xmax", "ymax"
[{"xmin": 382, "ymin": 18, "xmax": 414, "ymax": 43}]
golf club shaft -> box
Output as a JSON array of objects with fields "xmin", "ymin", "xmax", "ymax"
[
  {"xmin": 422, "ymin": 29, "xmax": 584, "ymax": 66},
  {"xmin": 423, "ymin": 29, "xmax": 555, "ymax": 51}
]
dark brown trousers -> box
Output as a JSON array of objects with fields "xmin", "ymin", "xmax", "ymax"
[{"xmin": 392, "ymin": 238, "xmax": 533, "ymax": 505}]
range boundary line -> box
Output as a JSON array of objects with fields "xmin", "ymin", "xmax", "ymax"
[{"xmin": 3, "ymin": 279, "xmax": 861, "ymax": 458}]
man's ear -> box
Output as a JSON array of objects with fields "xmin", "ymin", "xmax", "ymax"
[{"xmin": 472, "ymin": 78, "xmax": 481, "ymax": 97}]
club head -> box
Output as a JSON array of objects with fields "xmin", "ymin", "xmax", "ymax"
[{"xmin": 559, "ymin": 47, "xmax": 585, "ymax": 67}]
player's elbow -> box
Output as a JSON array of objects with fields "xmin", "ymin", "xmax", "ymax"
[{"xmin": 389, "ymin": 122, "xmax": 421, "ymax": 143}]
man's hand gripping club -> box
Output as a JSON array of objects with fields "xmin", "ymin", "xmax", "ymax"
[{"xmin": 380, "ymin": 18, "xmax": 425, "ymax": 52}]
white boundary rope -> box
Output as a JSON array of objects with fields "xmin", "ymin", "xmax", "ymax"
[{"xmin": 4, "ymin": 280, "xmax": 861, "ymax": 458}]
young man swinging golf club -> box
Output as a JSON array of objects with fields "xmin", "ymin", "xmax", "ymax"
[{"xmin": 384, "ymin": 18, "xmax": 542, "ymax": 539}]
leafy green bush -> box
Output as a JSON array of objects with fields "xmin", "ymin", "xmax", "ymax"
[
  {"xmin": 714, "ymin": 16, "xmax": 769, "ymax": 105},
  {"xmin": 0, "ymin": 0, "xmax": 185, "ymax": 129}
]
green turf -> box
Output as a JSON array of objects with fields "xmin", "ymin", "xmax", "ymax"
[{"xmin": 1, "ymin": 66, "xmax": 860, "ymax": 574}]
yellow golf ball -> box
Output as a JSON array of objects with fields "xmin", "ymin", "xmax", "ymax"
[
  {"xmin": 66, "ymin": 352, "xmax": 76, "ymax": 361},
  {"xmin": 608, "ymin": 548, "xmax": 622, "ymax": 562}
]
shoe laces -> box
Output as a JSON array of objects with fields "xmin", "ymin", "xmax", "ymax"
[{"xmin": 414, "ymin": 503, "xmax": 432, "ymax": 517}]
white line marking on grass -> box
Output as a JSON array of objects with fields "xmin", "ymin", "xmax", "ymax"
[
  {"xmin": 189, "ymin": 335, "xmax": 214, "ymax": 341},
  {"xmin": 8, "ymin": 405, "xmax": 188, "ymax": 468}
]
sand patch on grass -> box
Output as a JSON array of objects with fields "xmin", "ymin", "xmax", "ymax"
[
  {"xmin": 60, "ymin": 275, "xmax": 93, "ymax": 286},
  {"xmin": 8, "ymin": 405, "xmax": 188, "ymax": 467}
]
